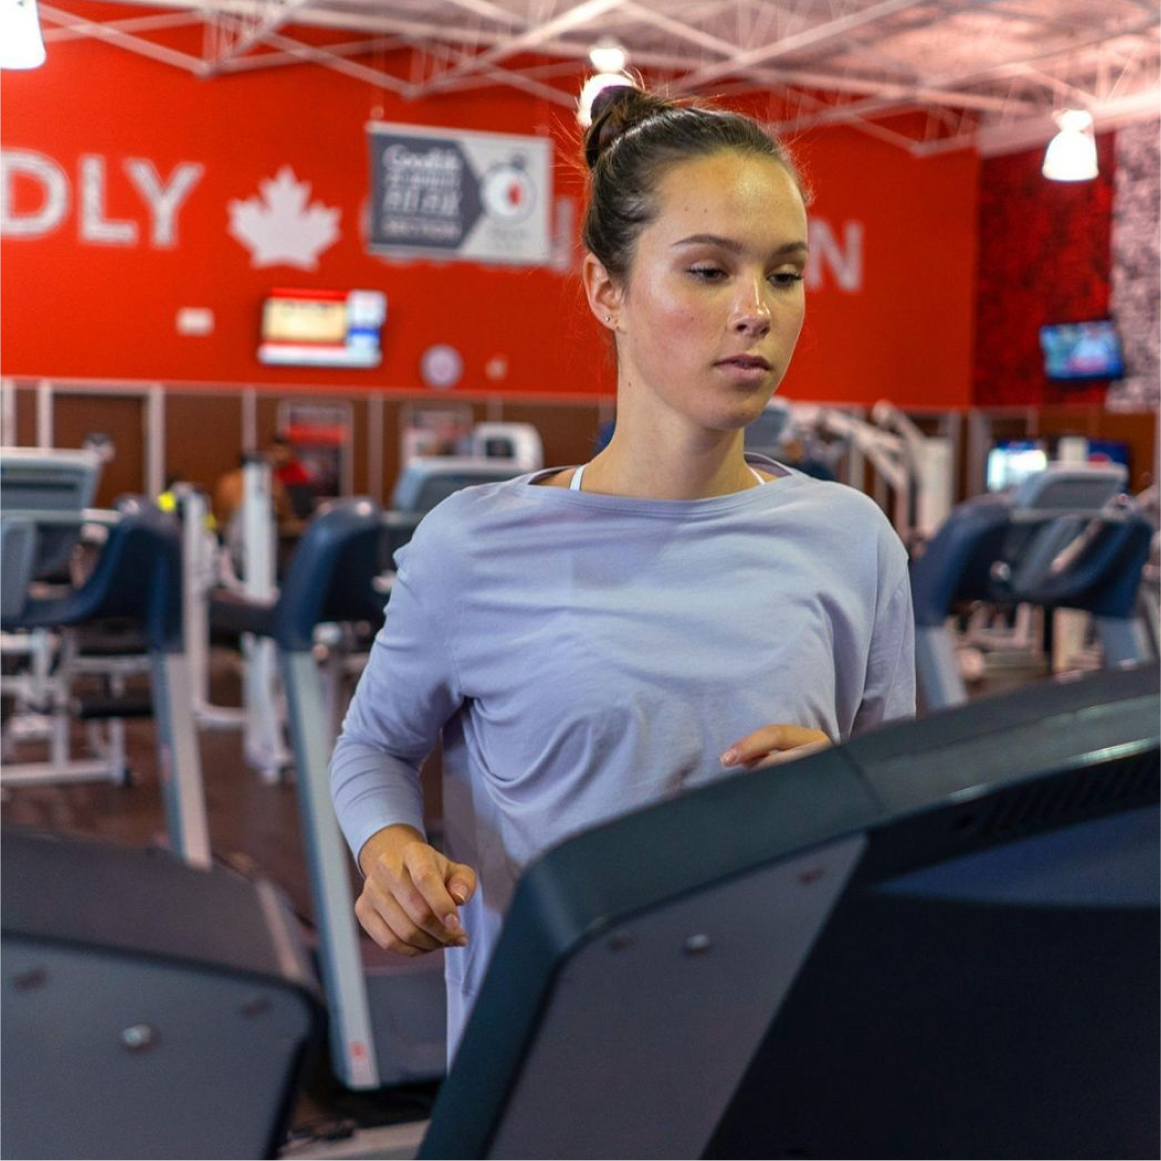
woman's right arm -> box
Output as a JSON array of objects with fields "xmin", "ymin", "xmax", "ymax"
[{"xmin": 329, "ymin": 524, "xmax": 476, "ymax": 955}]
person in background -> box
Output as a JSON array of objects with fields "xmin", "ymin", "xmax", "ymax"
[
  {"xmin": 269, "ymin": 435, "xmax": 315, "ymax": 523},
  {"xmin": 213, "ymin": 439, "xmax": 311, "ymax": 535},
  {"xmin": 330, "ymin": 81, "xmax": 916, "ymax": 1061},
  {"xmin": 212, "ymin": 454, "xmax": 248, "ymax": 530}
]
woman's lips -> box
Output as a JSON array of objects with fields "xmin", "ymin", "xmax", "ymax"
[{"xmin": 715, "ymin": 355, "xmax": 773, "ymax": 379}]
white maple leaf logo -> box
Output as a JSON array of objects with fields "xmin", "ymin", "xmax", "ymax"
[{"xmin": 228, "ymin": 167, "xmax": 340, "ymax": 269}]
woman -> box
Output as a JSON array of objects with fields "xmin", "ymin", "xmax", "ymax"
[{"xmin": 330, "ymin": 84, "xmax": 915, "ymax": 1056}]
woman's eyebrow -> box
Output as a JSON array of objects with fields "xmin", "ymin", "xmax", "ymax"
[{"xmin": 672, "ymin": 233, "xmax": 809, "ymax": 257}]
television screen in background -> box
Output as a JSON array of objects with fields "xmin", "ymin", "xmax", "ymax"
[
  {"xmin": 1039, "ymin": 319, "xmax": 1126, "ymax": 381},
  {"xmin": 259, "ymin": 288, "xmax": 387, "ymax": 368},
  {"xmin": 986, "ymin": 439, "xmax": 1048, "ymax": 492}
]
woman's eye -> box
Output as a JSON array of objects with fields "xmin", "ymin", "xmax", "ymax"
[
  {"xmin": 770, "ymin": 270, "xmax": 805, "ymax": 287},
  {"xmin": 688, "ymin": 266, "xmax": 726, "ymax": 281}
]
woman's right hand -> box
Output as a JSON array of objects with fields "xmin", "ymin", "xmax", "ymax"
[{"xmin": 355, "ymin": 824, "xmax": 478, "ymax": 957}]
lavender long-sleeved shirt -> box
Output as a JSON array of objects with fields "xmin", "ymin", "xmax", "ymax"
[{"xmin": 330, "ymin": 460, "xmax": 915, "ymax": 1053}]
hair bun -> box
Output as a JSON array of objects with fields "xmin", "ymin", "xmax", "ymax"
[{"xmin": 583, "ymin": 82, "xmax": 667, "ymax": 170}]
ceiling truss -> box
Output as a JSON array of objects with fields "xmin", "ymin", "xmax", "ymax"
[{"xmin": 36, "ymin": 0, "xmax": 1161, "ymax": 156}]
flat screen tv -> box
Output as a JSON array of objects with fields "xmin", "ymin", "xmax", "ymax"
[
  {"xmin": 1040, "ymin": 318, "xmax": 1126, "ymax": 381},
  {"xmin": 986, "ymin": 438, "xmax": 1047, "ymax": 491},
  {"xmin": 258, "ymin": 288, "xmax": 386, "ymax": 368}
]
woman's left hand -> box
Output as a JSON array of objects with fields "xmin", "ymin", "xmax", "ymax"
[{"xmin": 720, "ymin": 724, "xmax": 832, "ymax": 770}]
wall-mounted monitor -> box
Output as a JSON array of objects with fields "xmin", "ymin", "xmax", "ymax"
[
  {"xmin": 258, "ymin": 288, "xmax": 387, "ymax": 368},
  {"xmin": 1039, "ymin": 319, "xmax": 1126, "ymax": 381},
  {"xmin": 986, "ymin": 439, "xmax": 1047, "ymax": 492}
]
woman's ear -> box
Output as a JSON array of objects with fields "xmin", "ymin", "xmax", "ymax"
[{"xmin": 582, "ymin": 253, "xmax": 623, "ymax": 331}]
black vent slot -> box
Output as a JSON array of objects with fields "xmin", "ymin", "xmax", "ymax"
[
  {"xmin": 963, "ymin": 748, "xmax": 1158, "ymax": 841},
  {"xmin": 859, "ymin": 745, "xmax": 1159, "ymax": 885}
]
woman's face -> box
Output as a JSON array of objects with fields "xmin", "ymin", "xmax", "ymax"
[{"xmin": 601, "ymin": 150, "xmax": 809, "ymax": 439}]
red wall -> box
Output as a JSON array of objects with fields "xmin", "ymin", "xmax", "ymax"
[
  {"xmin": 973, "ymin": 134, "xmax": 1117, "ymax": 407},
  {"xmin": 1, "ymin": 23, "xmax": 979, "ymax": 408}
]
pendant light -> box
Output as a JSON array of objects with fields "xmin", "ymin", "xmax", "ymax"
[
  {"xmin": 1042, "ymin": 110, "xmax": 1099, "ymax": 182},
  {"xmin": 0, "ymin": 0, "xmax": 47, "ymax": 70},
  {"xmin": 577, "ymin": 40, "xmax": 632, "ymax": 128}
]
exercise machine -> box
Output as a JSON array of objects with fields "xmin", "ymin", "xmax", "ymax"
[
  {"xmin": 0, "ymin": 446, "xmax": 144, "ymax": 785},
  {"xmin": 210, "ymin": 499, "xmax": 444, "ymax": 1090},
  {"xmin": 1, "ymin": 479, "xmax": 211, "ymax": 867},
  {"xmin": 2, "ymin": 645, "xmax": 1154, "ymax": 1157},
  {"xmin": 390, "ymin": 456, "xmax": 530, "ymax": 515},
  {"xmin": 911, "ymin": 462, "xmax": 1153, "ymax": 710},
  {"xmin": 469, "ymin": 422, "xmax": 543, "ymax": 469},
  {"xmin": 175, "ymin": 458, "xmax": 291, "ymax": 781},
  {"xmin": 748, "ymin": 400, "xmax": 954, "ymax": 548},
  {"xmin": 1, "ymin": 827, "xmax": 323, "ymax": 1160},
  {"xmin": 421, "ymin": 663, "xmax": 1159, "ymax": 1159}
]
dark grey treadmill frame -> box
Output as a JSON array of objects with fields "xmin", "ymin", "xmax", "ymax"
[
  {"xmin": 420, "ymin": 663, "xmax": 1160, "ymax": 1159},
  {"xmin": 1, "ymin": 829, "xmax": 324, "ymax": 1159}
]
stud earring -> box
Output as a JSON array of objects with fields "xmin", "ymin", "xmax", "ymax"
[{"xmin": 605, "ymin": 314, "xmax": 613, "ymax": 324}]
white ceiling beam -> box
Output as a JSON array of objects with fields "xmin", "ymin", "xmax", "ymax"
[
  {"xmin": 911, "ymin": 83, "xmax": 1161, "ymax": 159},
  {"xmin": 42, "ymin": 10, "xmax": 203, "ymax": 43},
  {"xmin": 34, "ymin": 0, "xmax": 1159, "ymax": 147},
  {"xmin": 38, "ymin": 2, "xmax": 207, "ymax": 72},
  {"xmin": 759, "ymin": 12, "xmax": 1158, "ymax": 136},
  {"xmin": 55, "ymin": 0, "xmax": 511, "ymax": 45},
  {"xmin": 671, "ymin": 0, "xmax": 933, "ymax": 93},
  {"xmin": 213, "ymin": 31, "xmax": 410, "ymax": 73},
  {"xmin": 438, "ymin": 0, "xmax": 524, "ymax": 24},
  {"xmin": 414, "ymin": 0, "xmax": 632, "ymax": 93},
  {"xmin": 469, "ymin": 64, "xmax": 581, "ymax": 105},
  {"xmin": 972, "ymin": 86, "xmax": 1161, "ymax": 156},
  {"xmin": 618, "ymin": 0, "xmax": 741, "ymax": 59},
  {"xmin": 202, "ymin": 0, "xmax": 319, "ymax": 71},
  {"xmin": 943, "ymin": 0, "xmax": 1107, "ymax": 41},
  {"xmin": 920, "ymin": 16, "xmax": 1159, "ymax": 92},
  {"xmin": 423, "ymin": 48, "xmax": 586, "ymax": 103},
  {"xmin": 418, "ymin": 35, "xmax": 1039, "ymax": 116},
  {"xmin": 251, "ymin": 27, "xmax": 413, "ymax": 89}
]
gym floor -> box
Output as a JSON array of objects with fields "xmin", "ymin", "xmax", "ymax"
[{"xmin": 0, "ymin": 639, "xmax": 1051, "ymax": 1158}]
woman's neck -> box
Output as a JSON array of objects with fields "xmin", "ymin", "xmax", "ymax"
[{"xmin": 584, "ymin": 426, "xmax": 757, "ymax": 500}]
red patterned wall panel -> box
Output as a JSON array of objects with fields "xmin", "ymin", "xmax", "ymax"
[{"xmin": 973, "ymin": 133, "xmax": 1117, "ymax": 407}]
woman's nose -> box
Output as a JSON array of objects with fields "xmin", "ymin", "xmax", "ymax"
[{"xmin": 730, "ymin": 280, "xmax": 772, "ymax": 335}]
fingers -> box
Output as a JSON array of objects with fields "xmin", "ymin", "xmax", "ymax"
[
  {"xmin": 401, "ymin": 845, "xmax": 467, "ymax": 937},
  {"xmin": 720, "ymin": 724, "xmax": 832, "ymax": 770},
  {"xmin": 747, "ymin": 738, "xmax": 832, "ymax": 769},
  {"xmin": 358, "ymin": 832, "xmax": 478, "ymax": 958},
  {"xmin": 446, "ymin": 863, "xmax": 477, "ymax": 909},
  {"xmin": 356, "ymin": 884, "xmax": 446, "ymax": 957}
]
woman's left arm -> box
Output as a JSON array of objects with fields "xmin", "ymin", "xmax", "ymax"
[{"xmin": 850, "ymin": 571, "xmax": 916, "ymax": 734}]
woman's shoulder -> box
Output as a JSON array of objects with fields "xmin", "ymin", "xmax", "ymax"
[
  {"xmin": 399, "ymin": 472, "xmax": 545, "ymax": 548},
  {"xmin": 771, "ymin": 476, "xmax": 908, "ymax": 562},
  {"xmin": 777, "ymin": 473, "xmax": 884, "ymax": 518}
]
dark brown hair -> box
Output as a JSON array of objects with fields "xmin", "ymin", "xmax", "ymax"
[{"xmin": 581, "ymin": 84, "xmax": 807, "ymax": 282}]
